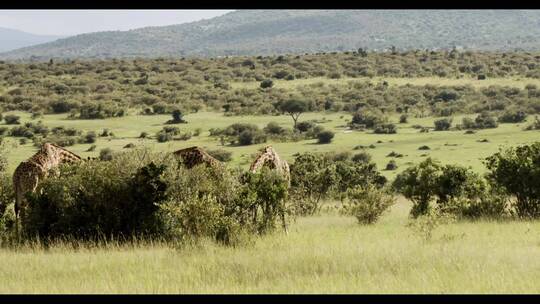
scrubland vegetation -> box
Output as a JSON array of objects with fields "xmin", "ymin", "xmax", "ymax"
[{"xmin": 0, "ymin": 50, "xmax": 539, "ymax": 293}]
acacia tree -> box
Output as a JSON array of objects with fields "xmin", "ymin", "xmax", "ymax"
[{"xmin": 278, "ymin": 99, "xmax": 308, "ymax": 130}]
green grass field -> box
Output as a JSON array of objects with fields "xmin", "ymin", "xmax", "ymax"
[
  {"xmin": 1, "ymin": 76, "xmax": 539, "ymax": 294},
  {"xmin": 1, "ymin": 199, "xmax": 538, "ymax": 293},
  {"xmin": 2, "ymin": 109, "xmax": 539, "ymax": 179}
]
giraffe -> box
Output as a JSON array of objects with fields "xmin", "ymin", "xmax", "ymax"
[
  {"xmin": 249, "ymin": 145, "xmax": 291, "ymax": 234},
  {"xmin": 12, "ymin": 143, "xmax": 82, "ymax": 232},
  {"xmin": 172, "ymin": 146, "xmax": 223, "ymax": 170}
]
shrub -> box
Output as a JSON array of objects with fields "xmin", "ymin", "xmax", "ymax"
[
  {"xmin": 463, "ymin": 112, "xmax": 498, "ymax": 129},
  {"xmin": 260, "ymin": 79, "xmax": 273, "ymax": 89},
  {"xmin": 296, "ymin": 121, "xmax": 315, "ymax": 133},
  {"xmin": 317, "ymin": 130, "xmax": 334, "ymax": 144},
  {"xmin": 83, "ymin": 131, "xmax": 97, "ymax": 144},
  {"xmin": 385, "ymin": 160, "xmax": 398, "ymax": 170},
  {"xmin": 206, "ymin": 149, "xmax": 233, "ymax": 162},
  {"xmin": 418, "ymin": 145, "xmax": 430, "ymax": 150},
  {"xmin": 50, "ymin": 100, "xmax": 80, "ymax": 114},
  {"xmin": 23, "ymin": 157, "xmax": 168, "ymax": 240},
  {"xmin": 350, "ymin": 110, "xmax": 386, "ymax": 129},
  {"xmin": 4, "ymin": 115, "xmax": 20, "ymax": 125},
  {"xmin": 161, "ymin": 163, "xmax": 285, "ymax": 244},
  {"xmin": 373, "ymin": 123, "xmax": 397, "ymax": 134},
  {"xmin": 99, "ymin": 148, "xmax": 114, "ymax": 161},
  {"xmin": 167, "ymin": 109, "xmax": 187, "ymax": 124},
  {"xmin": 498, "ymin": 110, "xmax": 527, "ymax": 123},
  {"xmin": 264, "ymin": 122, "xmax": 286, "ymax": 135},
  {"xmin": 241, "ymin": 168, "xmax": 289, "ymax": 234},
  {"xmin": 399, "ymin": 114, "xmax": 408, "ymax": 123},
  {"xmin": 352, "ymin": 152, "xmax": 372, "ymax": 163},
  {"xmin": 434, "ymin": 118, "xmax": 452, "ymax": 131},
  {"xmin": 393, "ymin": 158, "xmax": 441, "ymax": 217},
  {"xmin": 341, "ymin": 184, "xmax": 395, "ymax": 225},
  {"xmin": 485, "ymin": 143, "xmax": 540, "ymax": 218},
  {"xmin": 524, "ymin": 116, "xmax": 540, "ymax": 131},
  {"xmin": 290, "ymin": 153, "xmax": 339, "ymax": 215},
  {"xmin": 238, "ymin": 130, "xmax": 266, "ymax": 146}
]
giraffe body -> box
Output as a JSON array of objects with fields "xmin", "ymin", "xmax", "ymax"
[
  {"xmin": 173, "ymin": 146, "xmax": 222, "ymax": 170},
  {"xmin": 13, "ymin": 143, "xmax": 82, "ymax": 220},
  {"xmin": 250, "ymin": 145, "xmax": 291, "ymax": 187},
  {"xmin": 249, "ymin": 145, "xmax": 290, "ymax": 233}
]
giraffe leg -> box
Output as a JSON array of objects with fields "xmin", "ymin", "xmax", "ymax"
[{"xmin": 281, "ymin": 208, "xmax": 288, "ymax": 235}]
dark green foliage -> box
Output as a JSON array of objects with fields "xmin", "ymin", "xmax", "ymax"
[
  {"xmin": 290, "ymin": 152, "xmax": 386, "ymax": 215},
  {"xmin": 277, "ymin": 99, "xmax": 308, "ymax": 129},
  {"xmin": 83, "ymin": 131, "xmax": 97, "ymax": 144},
  {"xmin": 399, "ymin": 114, "xmax": 408, "ymax": 123},
  {"xmin": 498, "ymin": 110, "xmax": 527, "ymax": 123},
  {"xmin": 462, "ymin": 112, "xmax": 498, "ymax": 129},
  {"xmin": 22, "ymin": 157, "xmax": 168, "ymax": 240},
  {"xmin": 99, "ymin": 148, "xmax": 114, "ymax": 161},
  {"xmin": 352, "ymin": 151, "xmax": 372, "ymax": 163},
  {"xmin": 206, "ymin": 148, "xmax": 233, "ymax": 162},
  {"xmin": 385, "ymin": 160, "xmax": 398, "ymax": 170},
  {"xmin": 317, "ymin": 130, "xmax": 334, "ymax": 144},
  {"xmin": 260, "ymin": 79, "xmax": 273, "ymax": 89},
  {"xmin": 394, "ymin": 158, "xmax": 509, "ymax": 219},
  {"xmin": 167, "ymin": 109, "xmax": 187, "ymax": 124},
  {"xmin": 485, "ymin": 143, "xmax": 540, "ymax": 218},
  {"xmin": 341, "ymin": 184, "xmax": 395, "ymax": 225},
  {"xmin": 210, "ymin": 123, "xmax": 266, "ymax": 146},
  {"xmin": 434, "ymin": 118, "xmax": 452, "ymax": 131},
  {"xmin": 77, "ymin": 102, "xmax": 127, "ymax": 119},
  {"xmin": 373, "ymin": 123, "xmax": 397, "ymax": 134},
  {"xmin": 241, "ymin": 168, "xmax": 289, "ymax": 234},
  {"xmin": 50, "ymin": 100, "xmax": 80, "ymax": 114},
  {"xmin": 393, "ymin": 158, "xmax": 441, "ymax": 217},
  {"xmin": 351, "ymin": 109, "xmax": 386, "ymax": 129},
  {"xmin": 4, "ymin": 115, "xmax": 20, "ymax": 125}
]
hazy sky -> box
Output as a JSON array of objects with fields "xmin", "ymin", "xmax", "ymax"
[{"xmin": 0, "ymin": 10, "xmax": 234, "ymax": 36}]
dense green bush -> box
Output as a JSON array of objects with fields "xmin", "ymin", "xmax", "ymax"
[
  {"xmin": 485, "ymin": 143, "xmax": 540, "ymax": 218},
  {"xmin": 289, "ymin": 153, "xmax": 339, "ymax": 215},
  {"xmin": 317, "ymin": 130, "xmax": 334, "ymax": 143},
  {"xmin": 22, "ymin": 152, "xmax": 169, "ymax": 240},
  {"xmin": 393, "ymin": 158, "xmax": 442, "ymax": 218},
  {"xmin": 210, "ymin": 123, "xmax": 267, "ymax": 146},
  {"xmin": 434, "ymin": 118, "xmax": 452, "ymax": 131},
  {"xmin": 206, "ymin": 148, "xmax": 233, "ymax": 162},
  {"xmin": 462, "ymin": 112, "xmax": 499, "ymax": 129},
  {"xmin": 498, "ymin": 110, "xmax": 527, "ymax": 123},
  {"xmin": 341, "ymin": 184, "xmax": 395, "ymax": 225},
  {"xmin": 394, "ymin": 158, "xmax": 510, "ymax": 219},
  {"xmin": 352, "ymin": 151, "xmax": 372, "ymax": 163},
  {"xmin": 350, "ymin": 109, "xmax": 386, "ymax": 129},
  {"xmin": 4, "ymin": 115, "xmax": 20, "ymax": 125},
  {"xmin": 373, "ymin": 123, "xmax": 397, "ymax": 134}
]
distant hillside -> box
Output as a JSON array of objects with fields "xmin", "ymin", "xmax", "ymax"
[
  {"xmin": 2, "ymin": 10, "xmax": 540, "ymax": 60},
  {"xmin": 0, "ymin": 27, "xmax": 63, "ymax": 53}
]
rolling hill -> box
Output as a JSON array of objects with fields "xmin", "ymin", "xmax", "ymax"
[
  {"xmin": 2, "ymin": 10, "xmax": 540, "ymax": 60},
  {"xmin": 0, "ymin": 27, "xmax": 63, "ymax": 53}
]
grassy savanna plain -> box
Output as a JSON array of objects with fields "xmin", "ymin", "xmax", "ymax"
[
  {"xmin": 2, "ymin": 110, "xmax": 539, "ymax": 180},
  {"xmin": 1, "ymin": 200, "xmax": 539, "ymax": 293},
  {"xmin": 1, "ymin": 76, "xmax": 540, "ymax": 293}
]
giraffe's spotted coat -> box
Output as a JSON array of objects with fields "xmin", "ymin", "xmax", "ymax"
[{"xmin": 12, "ymin": 143, "xmax": 82, "ymax": 218}]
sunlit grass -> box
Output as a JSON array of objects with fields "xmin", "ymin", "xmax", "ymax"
[
  {"xmin": 1, "ymin": 200, "xmax": 538, "ymax": 293},
  {"xmin": 3, "ymin": 110, "xmax": 539, "ymax": 179}
]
